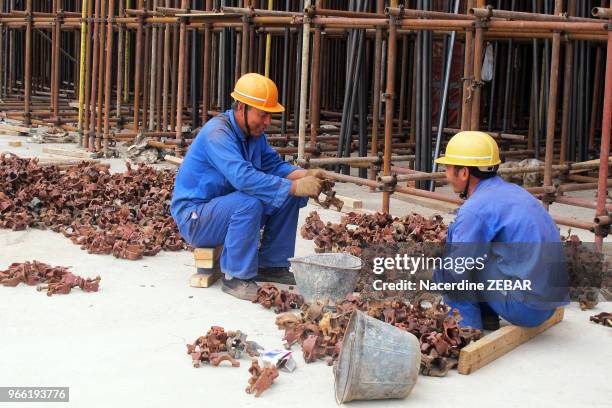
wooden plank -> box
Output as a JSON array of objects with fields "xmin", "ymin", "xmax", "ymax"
[
  {"xmin": 394, "ymin": 191, "xmax": 459, "ymax": 213},
  {"xmin": 352, "ymin": 207, "xmax": 378, "ymax": 215},
  {"xmin": 191, "ymin": 246, "xmax": 223, "ymax": 288},
  {"xmin": 0, "ymin": 129, "xmax": 23, "ymax": 136},
  {"xmin": 190, "ymin": 268, "xmax": 221, "ymax": 288},
  {"xmin": 35, "ymin": 158, "xmax": 100, "ymax": 168},
  {"xmin": 334, "ymin": 194, "xmax": 362, "ymax": 209},
  {"xmin": 8, "ymin": 141, "xmax": 22, "ymax": 147},
  {"xmin": 458, "ymin": 307, "xmax": 564, "ymax": 375},
  {"xmin": 164, "ymin": 154, "xmax": 183, "ymax": 166},
  {"xmin": 310, "ymin": 198, "xmax": 376, "ymax": 215},
  {"xmin": 0, "ymin": 123, "xmax": 30, "ymax": 134},
  {"xmin": 195, "ymin": 259, "xmax": 214, "ymax": 269},
  {"xmin": 193, "ymin": 247, "xmax": 215, "ymax": 260},
  {"xmin": 42, "ymin": 147, "xmax": 97, "ymax": 159}
]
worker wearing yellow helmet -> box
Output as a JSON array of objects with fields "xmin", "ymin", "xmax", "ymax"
[
  {"xmin": 433, "ymin": 131, "xmax": 568, "ymax": 330},
  {"xmin": 171, "ymin": 73, "xmax": 325, "ymax": 301}
]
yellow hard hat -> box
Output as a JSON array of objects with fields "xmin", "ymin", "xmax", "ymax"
[
  {"xmin": 435, "ymin": 131, "xmax": 501, "ymax": 168},
  {"xmin": 230, "ymin": 73, "xmax": 284, "ymax": 113}
]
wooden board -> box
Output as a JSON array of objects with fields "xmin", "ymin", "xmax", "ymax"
[
  {"xmin": 0, "ymin": 123, "xmax": 30, "ymax": 134},
  {"xmin": 195, "ymin": 259, "xmax": 214, "ymax": 269},
  {"xmin": 191, "ymin": 246, "xmax": 223, "ymax": 288},
  {"xmin": 458, "ymin": 307, "xmax": 564, "ymax": 375},
  {"xmin": 193, "ymin": 247, "xmax": 215, "ymax": 260},
  {"xmin": 164, "ymin": 155, "xmax": 183, "ymax": 166},
  {"xmin": 190, "ymin": 268, "xmax": 221, "ymax": 288},
  {"xmin": 334, "ymin": 194, "xmax": 362, "ymax": 209},
  {"xmin": 8, "ymin": 141, "xmax": 22, "ymax": 147},
  {"xmin": 394, "ymin": 192, "xmax": 459, "ymax": 213},
  {"xmin": 42, "ymin": 147, "xmax": 97, "ymax": 159},
  {"xmin": 352, "ymin": 208, "xmax": 378, "ymax": 215},
  {"xmin": 37, "ymin": 158, "xmax": 99, "ymax": 166}
]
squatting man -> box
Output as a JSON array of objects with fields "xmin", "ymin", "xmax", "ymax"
[
  {"xmin": 171, "ymin": 73, "xmax": 326, "ymax": 301},
  {"xmin": 431, "ymin": 131, "xmax": 568, "ymax": 330}
]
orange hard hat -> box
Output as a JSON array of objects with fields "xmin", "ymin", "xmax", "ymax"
[{"xmin": 231, "ymin": 73, "xmax": 284, "ymax": 113}]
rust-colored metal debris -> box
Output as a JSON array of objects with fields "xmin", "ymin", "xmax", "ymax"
[
  {"xmin": 210, "ymin": 353, "xmax": 241, "ymax": 367},
  {"xmin": 562, "ymin": 234, "xmax": 610, "ymax": 310},
  {"xmin": 0, "ymin": 154, "xmax": 188, "ymax": 260},
  {"xmin": 589, "ymin": 312, "xmax": 612, "ymax": 327},
  {"xmin": 301, "ymin": 211, "xmax": 447, "ymax": 296},
  {"xmin": 301, "ymin": 211, "xmax": 447, "ymax": 256},
  {"xmin": 314, "ymin": 180, "xmax": 344, "ymax": 212},
  {"xmin": 275, "ymin": 294, "xmax": 481, "ymax": 377},
  {"xmin": 245, "ymin": 360, "xmax": 279, "ymax": 397},
  {"xmin": 253, "ymin": 283, "xmax": 305, "ymax": 314},
  {"xmin": 0, "ymin": 261, "xmax": 100, "ymax": 296},
  {"xmin": 186, "ymin": 326, "xmax": 261, "ymax": 368}
]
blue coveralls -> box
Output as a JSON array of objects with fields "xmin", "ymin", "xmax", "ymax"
[
  {"xmin": 170, "ymin": 109, "xmax": 308, "ymax": 279},
  {"xmin": 433, "ymin": 176, "xmax": 569, "ymax": 329}
]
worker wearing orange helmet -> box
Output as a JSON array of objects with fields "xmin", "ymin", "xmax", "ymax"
[
  {"xmin": 171, "ymin": 73, "xmax": 325, "ymax": 301},
  {"xmin": 433, "ymin": 131, "xmax": 568, "ymax": 330}
]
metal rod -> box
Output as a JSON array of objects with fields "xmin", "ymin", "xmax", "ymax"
[
  {"xmin": 595, "ymin": 21, "xmax": 612, "ymax": 247},
  {"xmin": 175, "ymin": 0, "xmax": 189, "ymax": 155},
  {"xmin": 431, "ymin": 0, "xmax": 460, "ymax": 191},
  {"xmin": 543, "ymin": 0, "xmax": 563, "ymax": 209},
  {"xmin": 297, "ymin": 0, "xmax": 312, "ymax": 159},
  {"xmin": 382, "ymin": 13, "xmax": 397, "ymax": 213}
]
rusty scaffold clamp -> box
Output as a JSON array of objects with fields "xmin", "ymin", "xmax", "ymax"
[{"xmin": 377, "ymin": 174, "xmax": 398, "ymax": 193}]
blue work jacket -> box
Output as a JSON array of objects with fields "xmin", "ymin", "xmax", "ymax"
[
  {"xmin": 171, "ymin": 109, "xmax": 300, "ymax": 227},
  {"xmin": 435, "ymin": 176, "xmax": 569, "ymax": 309}
]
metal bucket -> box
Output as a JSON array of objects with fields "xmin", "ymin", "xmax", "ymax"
[
  {"xmin": 288, "ymin": 253, "xmax": 362, "ymax": 304},
  {"xmin": 334, "ymin": 310, "xmax": 420, "ymax": 404}
]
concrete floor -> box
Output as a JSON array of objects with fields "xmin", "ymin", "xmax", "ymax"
[{"xmin": 0, "ymin": 137, "xmax": 611, "ymax": 408}]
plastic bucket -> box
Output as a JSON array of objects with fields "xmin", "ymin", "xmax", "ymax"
[
  {"xmin": 288, "ymin": 253, "xmax": 362, "ymax": 304},
  {"xmin": 334, "ymin": 310, "xmax": 420, "ymax": 404}
]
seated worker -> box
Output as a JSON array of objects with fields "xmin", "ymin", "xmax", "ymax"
[
  {"xmin": 171, "ymin": 73, "xmax": 325, "ymax": 301},
  {"xmin": 433, "ymin": 131, "xmax": 568, "ymax": 330}
]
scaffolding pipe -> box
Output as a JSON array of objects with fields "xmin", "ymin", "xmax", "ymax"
[
  {"xmin": 297, "ymin": 0, "xmax": 312, "ymax": 159},
  {"xmin": 595, "ymin": 15, "xmax": 612, "ymax": 247}
]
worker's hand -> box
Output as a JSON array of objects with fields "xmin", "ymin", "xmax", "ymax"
[
  {"xmin": 292, "ymin": 176, "xmax": 323, "ymax": 197},
  {"xmin": 305, "ymin": 168, "xmax": 327, "ymax": 179}
]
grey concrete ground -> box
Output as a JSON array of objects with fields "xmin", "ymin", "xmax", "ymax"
[{"xmin": 0, "ymin": 137, "xmax": 611, "ymax": 408}]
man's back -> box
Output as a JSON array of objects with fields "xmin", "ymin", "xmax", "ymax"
[
  {"xmin": 447, "ymin": 176, "xmax": 567, "ymax": 308},
  {"xmin": 456, "ymin": 176, "xmax": 561, "ymax": 244}
]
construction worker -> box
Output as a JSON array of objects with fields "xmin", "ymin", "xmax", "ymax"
[
  {"xmin": 171, "ymin": 73, "xmax": 325, "ymax": 301},
  {"xmin": 433, "ymin": 131, "xmax": 568, "ymax": 330}
]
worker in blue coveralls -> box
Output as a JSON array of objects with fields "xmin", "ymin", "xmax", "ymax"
[
  {"xmin": 433, "ymin": 131, "xmax": 568, "ymax": 330},
  {"xmin": 171, "ymin": 73, "xmax": 326, "ymax": 301}
]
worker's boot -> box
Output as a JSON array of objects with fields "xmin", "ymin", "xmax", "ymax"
[
  {"xmin": 255, "ymin": 267, "xmax": 296, "ymax": 285},
  {"xmin": 221, "ymin": 276, "xmax": 259, "ymax": 301},
  {"xmin": 479, "ymin": 302, "xmax": 501, "ymax": 330},
  {"xmin": 481, "ymin": 312, "xmax": 501, "ymax": 331}
]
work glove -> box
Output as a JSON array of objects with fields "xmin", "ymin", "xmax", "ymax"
[
  {"xmin": 292, "ymin": 176, "xmax": 323, "ymax": 197},
  {"xmin": 305, "ymin": 168, "xmax": 327, "ymax": 179}
]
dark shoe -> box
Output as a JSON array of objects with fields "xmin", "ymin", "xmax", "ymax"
[
  {"xmin": 255, "ymin": 267, "xmax": 296, "ymax": 285},
  {"xmin": 221, "ymin": 277, "xmax": 259, "ymax": 301},
  {"xmin": 482, "ymin": 314, "xmax": 500, "ymax": 331}
]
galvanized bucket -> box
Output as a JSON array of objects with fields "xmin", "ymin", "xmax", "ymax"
[
  {"xmin": 334, "ymin": 310, "xmax": 420, "ymax": 404},
  {"xmin": 288, "ymin": 253, "xmax": 362, "ymax": 304}
]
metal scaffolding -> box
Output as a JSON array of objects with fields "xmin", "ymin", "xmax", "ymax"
[{"xmin": 0, "ymin": 0, "xmax": 610, "ymax": 243}]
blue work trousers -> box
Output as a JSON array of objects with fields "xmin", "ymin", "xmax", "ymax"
[
  {"xmin": 444, "ymin": 297, "xmax": 556, "ymax": 330},
  {"xmin": 177, "ymin": 192, "xmax": 307, "ymax": 279}
]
